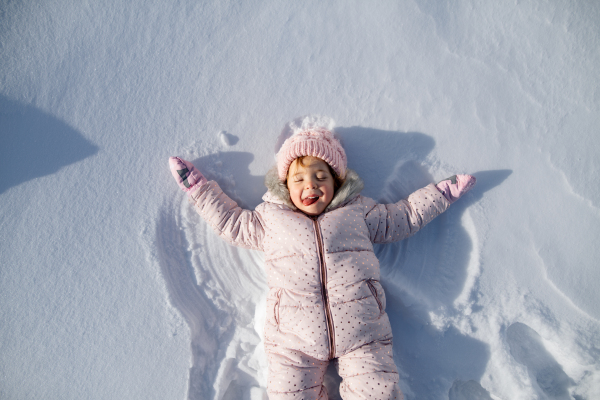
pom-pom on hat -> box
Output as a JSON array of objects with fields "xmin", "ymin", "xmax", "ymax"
[{"xmin": 276, "ymin": 116, "xmax": 347, "ymax": 181}]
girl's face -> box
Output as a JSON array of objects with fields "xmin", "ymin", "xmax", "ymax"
[{"xmin": 287, "ymin": 156, "xmax": 335, "ymax": 216}]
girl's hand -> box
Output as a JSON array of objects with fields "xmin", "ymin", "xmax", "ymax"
[
  {"xmin": 168, "ymin": 157, "xmax": 207, "ymax": 194},
  {"xmin": 435, "ymin": 174, "xmax": 476, "ymax": 204}
]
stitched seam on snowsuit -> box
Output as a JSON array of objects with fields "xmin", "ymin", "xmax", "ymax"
[
  {"xmin": 325, "ymin": 248, "xmax": 373, "ymax": 255},
  {"xmin": 329, "ymin": 295, "xmax": 372, "ymax": 307},
  {"xmin": 265, "ymin": 253, "xmax": 313, "ymax": 262},
  {"xmin": 268, "ymin": 384, "xmax": 322, "ymax": 394},
  {"xmin": 278, "ymin": 303, "xmax": 322, "ymax": 309},
  {"xmin": 343, "ymin": 370, "xmax": 399, "ymax": 378}
]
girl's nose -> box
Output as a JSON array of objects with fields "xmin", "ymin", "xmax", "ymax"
[{"xmin": 305, "ymin": 179, "xmax": 317, "ymax": 189}]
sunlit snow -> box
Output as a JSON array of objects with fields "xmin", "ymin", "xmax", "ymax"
[{"xmin": 1, "ymin": 1, "xmax": 599, "ymax": 399}]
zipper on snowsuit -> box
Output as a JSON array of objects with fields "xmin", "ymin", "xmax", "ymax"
[{"xmin": 312, "ymin": 217, "xmax": 336, "ymax": 360}]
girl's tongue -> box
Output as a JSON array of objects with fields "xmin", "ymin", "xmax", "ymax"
[{"xmin": 302, "ymin": 196, "xmax": 319, "ymax": 206}]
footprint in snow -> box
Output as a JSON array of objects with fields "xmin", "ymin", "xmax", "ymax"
[
  {"xmin": 507, "ymin": 322, "xmax": 574, "ymax": 399},
  {"xmin": 448, "ymin": 380, "xmax": 493, "ymax": 400}
]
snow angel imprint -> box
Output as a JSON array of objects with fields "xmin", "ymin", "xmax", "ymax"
[{"xmin": 168, "ymin": 116, "xmax": 476, "ymax": 400}]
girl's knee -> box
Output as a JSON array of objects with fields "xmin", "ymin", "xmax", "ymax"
[
  {"xmin": 266, "ymin": 348, "xmax": 329, "ymax": 399},
  {"xmin": 267, "ymin": 384, "xmax": 328, "ymax": 400},
  {"xmin": 336, "ymin": 340, "xmax": 403, "ymax": 399},
  {"xmin": 339, "ymin": 372, "xmax": 403, "ymax": 400}
]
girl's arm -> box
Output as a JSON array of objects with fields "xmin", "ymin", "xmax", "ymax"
[
  {"xmin": 364, "ymin": 175, "xmax": 475, "ymax": 244},
  {"xmin": 169, "ymin": 157, "xmax": 265, "ymax": 251}
]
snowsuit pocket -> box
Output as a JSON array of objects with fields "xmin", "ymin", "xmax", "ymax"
[
  {"xmin": 366, "ymin": 279, "xmax": 384, "ymax": 315},
  {"xmin": 273, "ymin": 289, "xmax": 282, "ymax": 329}
]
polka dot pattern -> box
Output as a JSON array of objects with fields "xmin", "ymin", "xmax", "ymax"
[
  {"xmin": 337, "ymin": 339, "xmax": 403, "ymax": 400},
  {"xmin": 266, "ymin": 339, "xmax": 403, "ymax": 400},
  {"xmin": 192, "ymin": 182, "xmax": 450, "ymax": 399}
]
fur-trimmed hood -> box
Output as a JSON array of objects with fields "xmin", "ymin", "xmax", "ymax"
[{"xmin": 262, "ymin": 166, "xmax": 364, "ymax": 212}]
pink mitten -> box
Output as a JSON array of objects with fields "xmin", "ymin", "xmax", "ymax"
[
  {"xmin": 168, "ymin": 157, "xmax": 207, "ymax": 194},
  {"xmin": 435, "ymin": 174, "xmax": 476, "ymax": 204}
]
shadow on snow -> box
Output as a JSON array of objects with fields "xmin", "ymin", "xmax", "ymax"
[{"xmin": 0, "ymin": 95, "xmax": 99, "ymax": 195}]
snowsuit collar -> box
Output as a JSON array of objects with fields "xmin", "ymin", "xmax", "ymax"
[{"xmin": 262, "ymin": 166, "xmax": 364, "ymax": 213}]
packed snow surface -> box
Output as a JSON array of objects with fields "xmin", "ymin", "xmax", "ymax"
[{"xmin": 1, "ymin": 1, "xmax": 599, "ymax": 399}]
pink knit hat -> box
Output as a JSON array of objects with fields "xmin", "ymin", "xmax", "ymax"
[{"xmin": 276, "ymin": 126, "xmax": 347, "ymax": 181}]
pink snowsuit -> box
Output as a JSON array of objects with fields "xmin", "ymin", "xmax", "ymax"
[{"xmin": 189, "ymin": 168, "xmax": 451, "ymax": 399}]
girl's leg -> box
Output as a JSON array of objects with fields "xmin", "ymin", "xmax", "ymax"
[
  {"xmin": 265, "ymin": 345, "xmax": 329, "ymax": 400},
  {"xmin": 337, "ymin": 339, "xmax": 403, "ymax": 400}
]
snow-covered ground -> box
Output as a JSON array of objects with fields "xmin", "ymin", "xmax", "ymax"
[{"xmin": 1, "ymin": 1, "xmax": 599, "ymax": 399}]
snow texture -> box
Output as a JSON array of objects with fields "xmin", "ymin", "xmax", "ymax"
[{"xmin": 1, "ymin": 1, "xmax": 599, "ymax": 399}]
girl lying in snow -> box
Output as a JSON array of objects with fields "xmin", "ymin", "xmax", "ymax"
[{"xmin": 169, "ymin": 117, "xmax": 475, "ymax": 400}]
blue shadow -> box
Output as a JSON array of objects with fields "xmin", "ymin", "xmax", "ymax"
[{"xmin": 0, "ymin": 95, "xmax": 99, "ymax": 195}]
